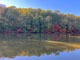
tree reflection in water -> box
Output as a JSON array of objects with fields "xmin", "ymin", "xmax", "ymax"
[{"xmin": 0, "ymin": 33, "xmax": 79, "ymax": 58}]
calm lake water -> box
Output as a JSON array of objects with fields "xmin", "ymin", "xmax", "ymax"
[{"xmin": 0, "ymin": 33, "xmax": 80, "ymax": 60}]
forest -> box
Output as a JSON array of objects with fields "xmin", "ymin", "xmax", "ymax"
[{"xmin": 0, "ymin": 5, "xmax": 80, "ymax": 33}]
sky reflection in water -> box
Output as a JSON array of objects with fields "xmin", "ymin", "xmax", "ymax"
[{"xmin": 1, "ymin": 50, "xmax": 80, "ymax": 60}]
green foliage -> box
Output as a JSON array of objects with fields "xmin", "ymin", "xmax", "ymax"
[{"xmin": 0, "ymin": 6, "xmax": 80, "ymax": 32}]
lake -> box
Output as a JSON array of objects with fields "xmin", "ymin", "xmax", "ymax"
[{"xmin": 0, "ymin": 33, "xmax": 80, "ymax": 60}]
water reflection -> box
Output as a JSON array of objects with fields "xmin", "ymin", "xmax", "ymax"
[{"xmin": 0, "ymin": 33, "xmax": 80, "ymax": 60}]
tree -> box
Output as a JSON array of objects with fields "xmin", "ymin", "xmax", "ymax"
[{"xmin": 0, "ymin": 5, "xmax": 80, "ymax": 33}]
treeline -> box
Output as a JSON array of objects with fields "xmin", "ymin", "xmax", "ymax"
[{"xmin": 0, "ymin": 5, "xmax": 80, "ymax": 33}]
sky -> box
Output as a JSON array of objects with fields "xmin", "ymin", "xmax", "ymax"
[{"xmin": 0, "ymin": 0, "xmax": 80, "ymax": 16}]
